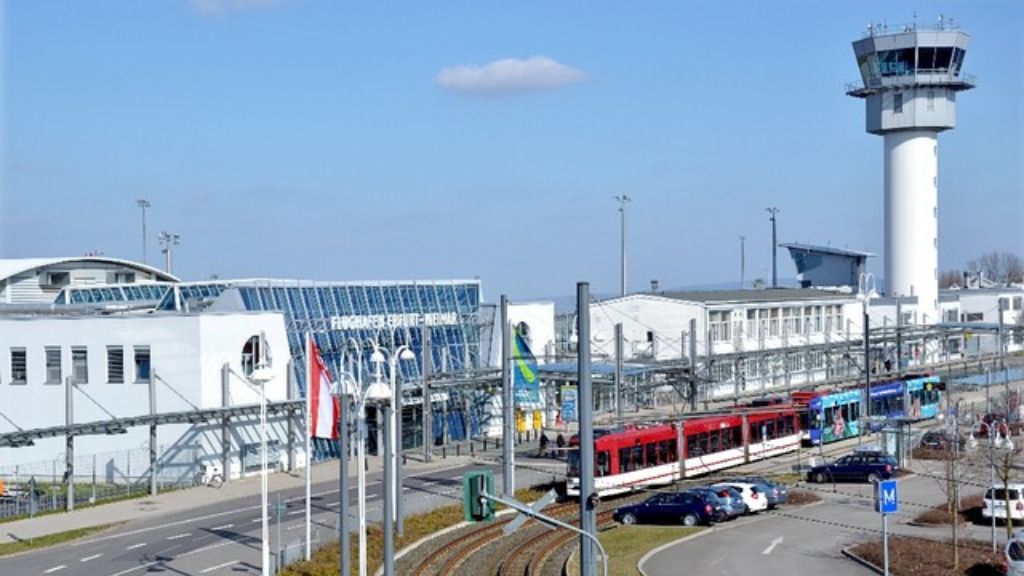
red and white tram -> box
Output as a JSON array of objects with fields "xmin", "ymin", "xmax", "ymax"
[{"xmin": 566, "ymin": 406, "xmax": 801, "ymax": 497}]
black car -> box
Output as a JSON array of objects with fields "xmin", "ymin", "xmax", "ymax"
[
  {"xmin": 920, "ymin": 430, "xmax": 965, "ymax": 450},
  {"xmin": 807, "ymin": 451, "xmax": 897, "ymax": 483},
  {"xmin": 613, "ymin": 490, "xmax": 723, "ymax": 526}
]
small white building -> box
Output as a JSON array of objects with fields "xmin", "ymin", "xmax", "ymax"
[{"xmin": 0, "ymin": 310, "xmax": 293, "ymax": 482}]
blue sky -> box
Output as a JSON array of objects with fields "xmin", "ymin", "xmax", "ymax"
[{"xmin": 2, "ymin": 0, "xmax": 1021, "ymax": 300}]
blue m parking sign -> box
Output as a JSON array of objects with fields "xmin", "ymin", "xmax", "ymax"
[{"xmin": 875, "ymin": 479, "xmax": 899, "ymax": 514}]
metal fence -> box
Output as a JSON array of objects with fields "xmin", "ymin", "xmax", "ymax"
[{"xmin": 0, "ymin": 444, "xmax": 200, "ymax": 520}]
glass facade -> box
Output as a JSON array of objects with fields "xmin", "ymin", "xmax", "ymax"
[{"xmin": 53, "ymin": 277, "xmax": 486, "ymax": 454}]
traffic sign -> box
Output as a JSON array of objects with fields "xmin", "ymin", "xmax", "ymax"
[{"xmin": 875, "ymin": 479, "xmax": 898, "ymax": 514}]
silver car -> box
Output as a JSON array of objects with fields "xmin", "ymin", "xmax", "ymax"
[{"xmin": 1007, "ymin": 534, "xmax": 1024, "ymax": 576}]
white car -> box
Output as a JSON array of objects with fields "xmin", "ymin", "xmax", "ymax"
[
  {"xmin": 1007, "ymin": 531, "xmax": 1024, "ymax": 576},
  {"xmin": 712, "ymin": 482, "xmax": 767, "ymax": 514},
  {"xmin": 983, "ymin": 483, "xmax": 1024, "ymax": 522}
]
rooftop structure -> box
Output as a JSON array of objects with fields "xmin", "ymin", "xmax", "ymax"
[{"xmin": 781, "ymin": 243, "xmax": 874, "ymax": 289}]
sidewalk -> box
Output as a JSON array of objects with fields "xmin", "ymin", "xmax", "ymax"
[{"xmin": 0, "ymin": 445, "xmax": 505, "ymax": 546}]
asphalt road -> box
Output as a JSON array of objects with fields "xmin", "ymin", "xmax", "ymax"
[
  {"xmin": 641, "ymin": 457, "xmax": 1003, "ymax": 576},
  {"xmin": 0, "ymin": 460, "xmax": 562, "ymax": 576}
]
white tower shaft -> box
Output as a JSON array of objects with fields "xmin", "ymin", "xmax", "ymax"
[{"xmin": 884, "ymin": 130, "xmax": 938, "ymax": 323}]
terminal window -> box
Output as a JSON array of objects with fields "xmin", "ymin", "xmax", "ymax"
[
  {"xmin": 894, "ymin": 93, "xmax": 903, "ymax": 114},
  {"xmin": 10, "ymin": 348, "xmax": 26, "ymax": 384},
  {"xmin": 45, "ymin": 347, "xmax": 62, "ymax": 384},
  {"xmin": 134, "ymin": 346, "xmax": 151, "ymax": 383},
  {"xmin": 72, "ymin": 347, "xmax": 88, "ymax": 384},
  {"xmin": 107, "ymin": 346, "xmax": 124, "ymax": 384}
]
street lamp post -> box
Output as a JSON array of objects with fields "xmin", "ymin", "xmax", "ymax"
[
  {"xmin": 332, "ymin": 361, "xmax": 356, "ymax": 576},
  {"xmin": 248, "ymin": 364, "xmax": 275, "ymax": 576},
  {"xmin": 364, "ymin": 355, "xmax": 394, "ymax": 576},
  {"xmin": 858, "ymin": 273, "xmax": 878, "ymax": 445},
  {"xmin": 372, "ymin": 344, "xmax": 415, "ymax": 536}
]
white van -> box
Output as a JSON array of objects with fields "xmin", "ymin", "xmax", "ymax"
[{"xmin": 983, "ymin": 483, "xmax": 1024, "ymax": 522}]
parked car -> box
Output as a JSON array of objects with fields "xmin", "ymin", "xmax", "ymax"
[
  {"xmin": 613, "ymin": 491, "xmax": 722, "ymax": 526},
  {"xmin": 984, "ymin": 484, "xmax": 1024, "ymax": 523},
  {"xmin": 692, "ymin": 485, "xmax": 742, "ymax": 519},
  {"xmin": 807, "ymin": 451, "xmax": 897, "ymax": 484},
  {"xmin": 711, "ymin": 482, "xmax": 767, "ymax": 514},
  {"xmin": 726, "ymin": 476, "xmax": 790, "ymax": 507},
  {"xmin": 919, "ymin": 430, "xmax": 965, "ymax": 450}
]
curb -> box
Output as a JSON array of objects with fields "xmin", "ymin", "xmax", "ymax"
[{"xmin": 841, "ymin": 547, "xmax": 885, "ymax": 575}]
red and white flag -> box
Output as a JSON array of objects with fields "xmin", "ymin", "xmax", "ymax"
[{"xmin": 308, "ymin": 335, "xmax": 340, "ymax": 439}]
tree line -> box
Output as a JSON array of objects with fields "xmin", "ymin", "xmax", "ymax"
[{"xmin": 939, "ymin": 251, "xmax": 1024, "ymax": 288}]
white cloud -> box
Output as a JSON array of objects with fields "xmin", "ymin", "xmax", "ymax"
[
  {"xmin": 189, "ymin": 0, "xmax": 285, "ymax": 16},
  {"xmin": 436, "ymin": 56, "xmax": 587, "ymax": 97}
]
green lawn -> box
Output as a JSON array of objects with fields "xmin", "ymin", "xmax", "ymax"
[
  {"xmin": 0, "ymin": 524, "xmax": 115, "ymax": 557},
  {"xmin": 569, "ymin": 525, "xmax": 704, "ymax": 576}
]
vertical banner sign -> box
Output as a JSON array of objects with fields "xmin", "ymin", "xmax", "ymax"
[
  {"xmin": 561, "ymin": 386, "xmax": 578, "ymax": 422},
  {"xmin": 512, "ymin": 328, "xmax": 541, "ymax": 407}
]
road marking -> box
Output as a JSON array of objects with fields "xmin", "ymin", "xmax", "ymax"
[
  {"xmin": 287, "ymin": 509, "xmax": 303, "ymax": 516},
  {"xmin": 252, "ymin": 518, "xmax": 263, "ymax": 523},
  {"xmin": 210, "ymin": 523, "xmax": 234, "ymax": 531},
  {"xmin": 44, "ymin": 566, "xmax": 66, "ymax": 574},
  {"xmin": 109, "ymin": 560, "xmax": 160, "ymax": 576},
  {"xmin": 200, "ymin": 560, "xmax": 238, "ymax": 573},
  {"xmin": 81, "ymin": 553, "xmax": 103, "ymax": 562},
  {"xmin": 286, "ymin": 523, "xmax": 304, "ymax": 531},
  {"xmin": 126, "ymin": 542, "xmax": 147, "ymax": 550},
  {"xmin": 762, "ymin": 536, "xmax": 784, "ymax": 555},
  {"xmin": 167, "ymin": 532, "xmax": 191, "ymax": 540}
]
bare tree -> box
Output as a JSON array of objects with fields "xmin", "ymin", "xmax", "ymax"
[
  {"xmin": 939, "ymin": 269, "xmax": 963, "ymax": 288},
  {"xmin": 967, "ymin": 251, "xmax": 1024, "ymax": 284}
]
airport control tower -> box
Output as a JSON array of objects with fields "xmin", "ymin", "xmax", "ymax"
[{"xmin": 848, "ymin": 19, "xmax": 973, "ymax": 324}]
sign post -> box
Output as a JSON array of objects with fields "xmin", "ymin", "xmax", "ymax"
[{"xmin": 874, "ymin": 479, "xmax": 898, "ymax": 576}]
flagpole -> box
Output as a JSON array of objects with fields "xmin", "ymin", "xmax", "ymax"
[{"xmin": 305, "ymin": 332, "xmax": 312, "ymax": 560}]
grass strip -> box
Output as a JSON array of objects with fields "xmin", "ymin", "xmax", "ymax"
[
  {"xmin": 0, "ymin": 524, "xmax": 115, "ymax": 557},
  {"xmin": 568, "ymin": 525, "xmax": 704, "ymax": 576}
]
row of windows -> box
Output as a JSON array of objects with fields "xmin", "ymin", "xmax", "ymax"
[
  {"xmin": 5, "ymin": 346, "xmax": 150, "ymax": 386},
  {"xmin": 711, "ymin": 305, "xmax": 844, "ymax": 343},
  {"xmin": 618, "ymin": 439, "xmax": 679, "ymax": 473}
]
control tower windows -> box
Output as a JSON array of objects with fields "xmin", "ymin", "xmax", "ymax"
[
  {"xmin": 876, "ymin": 48, "xmax": 915, "ymax": 77},
  {"xmin": 917, "ymin": 47, "xmax": 954, "ymax": 73}
]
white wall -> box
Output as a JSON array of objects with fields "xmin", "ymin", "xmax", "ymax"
[
  {"xmin": 0, "ymin": 311, "xmax": 294, "ymax": 477},
  {"xmin": 589, "ymin": 295, "xmax": 703, "ymax": 361}
]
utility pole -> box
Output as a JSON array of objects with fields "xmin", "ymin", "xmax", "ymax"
[
  {"xmin": 577, "ymin": 282, "xmax": 597, "ymax": 576},
  {"xmin": 765, "ymin": 207, "xmax": 779, "ymax": 288},
  {"xmin": 158, "ymin": 231, "xmax": 180, "ymax": 275},
  {"xmin": 615, "ymin": 195, "xmax": 631, "ymax": 297},
  {"xmin": 739, "ymin": 235, "xmax": 746, "ymax": 289},
  {"xmin": 137, "ymin": 199, "xmax": 151, "ymax": 264},
  {"xmin": 501, "ymin": 295, "xmax": 514, "ymax": 498}
]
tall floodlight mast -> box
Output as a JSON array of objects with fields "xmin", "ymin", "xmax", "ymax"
[{"xmin": 848, "ymin": 18, "xmax": 973, "ymax": 324}]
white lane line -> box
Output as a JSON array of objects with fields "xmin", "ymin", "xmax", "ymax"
[
  {"xmin": 762, "ymin": 536, "xmax": 784, "ymax": 555},
  {"xmin": 126, "ymin": 542, "xmax": 147, "ymax": 550},
  {"xmin": 80, "ymin": 553, "xmax": 103, "ymax": 562},
  {"xmin": 200, "ymin": 560, "xmax": 238, "ymax": 573},
  {"xmin": 210, "ymin": 523, "xmax": 234, "ymax": 531},
  {"xmin": 109, "ymin": 560, "xmax": 159, "ymax": 576},
  {"xmin": 286, "ymin": 523, "xmax": 304, "ymax": 531},
  {"xmin": 44, "ymin": 566, "xmax": 66, "ymax": 574},
  {"xmin": 166, "ymin": 532, "xmax": 192, "ymax": 540},
  {"xmin": 287, "ymin": 509, "xmax": 303, "ymax": 516}
]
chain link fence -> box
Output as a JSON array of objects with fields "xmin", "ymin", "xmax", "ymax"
[{"xmin": 0, "ymin": 444, "xmax": 201, "ymax": 520}]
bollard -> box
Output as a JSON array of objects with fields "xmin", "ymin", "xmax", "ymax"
[
  {"xmin": 456, "ymin": 444, "xmax": 461, "ymax": 457},
  {"xmin": 470, "ymin": 442, "xmax": 475, "ymax": 456},
  {"xmin": 442, "ymin": 446, "xmax": 446, "ymax": 459}
]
